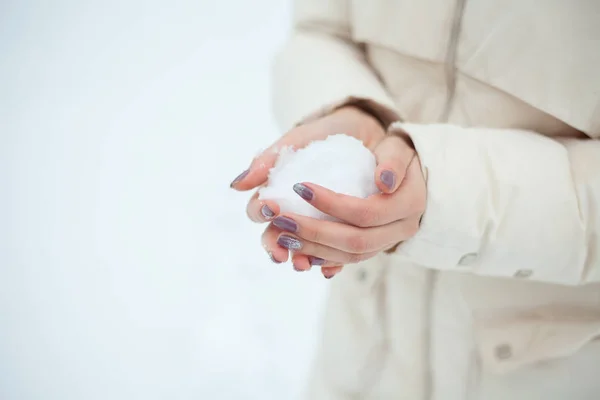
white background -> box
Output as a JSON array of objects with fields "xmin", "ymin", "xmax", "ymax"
[{"xmin": 0, "ymin": 1, "xmax": 330, "ymax": 398}]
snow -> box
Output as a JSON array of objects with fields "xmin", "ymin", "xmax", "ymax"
[
  {"xmin": 0, "ymin": 1, "xmax": 329, "ymax": 399},
  {"xmin": 259, "ymin": 135, "xmax": 379, "ymax": 220}
]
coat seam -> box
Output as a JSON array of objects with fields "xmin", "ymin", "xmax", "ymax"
[{"xmin": 439, "ymin": 0, "xmax": 468, "ymax": 124}]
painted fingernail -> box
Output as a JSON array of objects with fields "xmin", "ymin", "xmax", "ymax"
[
  {"xmin": 272, "ymin": 216, "xmax": 298, "ymax": 233},
  {"xmin": 277, "ymin": 235, "xmax": 302, "ymax": 250},
  {"xmin": 293, "ymin": 183, "xmax": 313, "ymax": 201},
  {"xmin": 309, "ymin": 256, "xmax": 325, "ymax": 266},
  {"xmin": 380, "ymin": 170, "xmax": 396, "ymax": 190},
  {"xmin": 261, "ymin": 205, "xmax": 275, "ymax": 219},
  {"xmin": 267, "ymin": 251, "xmax": 281, "ymax": 264},
  {"xmin": 230, "ymin": 169, "xmax": 249, "ymax": 188}
]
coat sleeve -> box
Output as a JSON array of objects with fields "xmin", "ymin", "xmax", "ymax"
[
  {"xmin": 271, "ymin": 0, "xmax": 400, "ymax": 131},
  {"xmin": 392, "ymin": 122, "xmax": 600, "ymax": 286}
]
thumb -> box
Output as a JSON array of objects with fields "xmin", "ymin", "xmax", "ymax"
[{"xmin": 373, "ymin": 134, "xmax": 415, "ymax": 194}]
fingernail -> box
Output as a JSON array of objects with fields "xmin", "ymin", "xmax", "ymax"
[
  {"xmin": 277, "ymin": 235, "xmax": 302, "ymax": 250},
  {"xmin": 268, "ymin": 252, "xmax": 281, "ymax": 264},
  {"xmin": 230, "ymin": 169, "xmax": 249, "ymax": 188},
  {"xmin": 272, "ymin": 216, "xmax": 298, "ymax": 233},
  {"xmin": 380, "ymin": 170, "xmax": 396, "ymax": 190},
  {"xmin": 293, "ymin": 265, "xmax": 306, "ymax": 272},
  {"xmin": 293, "ymin": 183, "xmax": 313, "ymax": 201},
  {"xmin": 324, "ymin": 273, "xmax": 335, "ymax": 280},
  {"xmin": 309, "ymin": 256, "xmax": 325, "ymax": 266},
  {"xmin": 261, "ymin": 205, "xmax": 275, "ymax": 219}
]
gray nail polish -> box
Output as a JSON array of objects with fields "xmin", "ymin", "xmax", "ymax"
[
  {"xmin": 272, "ymin": 216, "xmax": 298, "ymax": 233},
  {"xmin": 261, "ymin": 205, "xmax": 275, "ymax": 219},
  {"xmin": 380, "ymin": 170, "xmax": 396, "ymax": 190},
  {"xmin": 277, "ymin": 235, "xmax": 302, "ymax": 250},
  {"xmin": 230, "ymin": 169, "xmax": 249, "ymax": 188},
  {"xmin": 309, "ymin": 257, "xmax": 325, "ymax": 266},
  {"xmin": 293, "ymin": 183, "xmax": 313, "ymax": 201}
]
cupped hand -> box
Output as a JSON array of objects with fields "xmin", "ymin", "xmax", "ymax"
[{"xmin": 231, "ymin": 106, "xmax": 426, "ymax": 278}]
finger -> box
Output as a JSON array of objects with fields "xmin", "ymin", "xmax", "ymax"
[
  {"xmin": 321, "ymin": 265, "xmax": 344, "ymax": 279},
  {"xmin": 272, "ymin": 213, "xmax": 418, "ymax": 253},
  {"xmin": 276, "ymin": 233, "xmax": 379, "ymax": 265},
  {"xmin": 291, "ymin": 183, "xmax": 393, "ymax": 227},
  {"xmin": 291, "ymin": 253, "xmax": 311, "ymax": 272},
  {"xmin": 230, "ymin": 124, "xmax": 327, "ymax": 191},
  {"xmin": 246, "ymin": 190, "xmax": 281, "ymax": 223},
  {"xmin": 291, "ymin": 254, "xmax": 337, "ymax": 272},
  {"xmin": 230, "ymin": 147, "xmax": 279, "ymax": 191},
  {"xmin": 309, "ymin": 256, "xmax": 327, "ymax": 267},
  {"xmin": 262, "ymin": 223, "xmax": 289, "ymax": 264},
  {"xmin": 293, "ymin": 171, "xmax": 425, "ymax": 228},
  {"xmin": 373, "ymin": 135, "xmax": 415, "ymax": 193}
]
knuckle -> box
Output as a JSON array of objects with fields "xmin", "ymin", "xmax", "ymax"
[
  {"xmin": 356, "ymin": 206, "xmax": 377, "ymax": 227},
  {"xmin": 390, "ymin": 156, "xmax": 408, "ymax": 172},
  {"xmin": 346, "ymin": 234, "xmax": 369, "ymax": 253},
  {"xmin": 307, "ymin": 225, "xmax": 321, "ymax": 244}
]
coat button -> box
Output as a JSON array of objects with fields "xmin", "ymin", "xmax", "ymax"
[
  {"xmin": 458, "ymin": 252, "xmax": 478, "ymax": 266},
  {"xmin": 494, "ymin": 343, "xmax": 513, "ymax": 360},
  {"xmin": 514, "ymin": 269, "xmax": 533, "ymax": 278}
]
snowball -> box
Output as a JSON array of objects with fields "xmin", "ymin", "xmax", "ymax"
[{"xmin": 258, "ymin": 134, "xmax": 379, "ymax": 221}]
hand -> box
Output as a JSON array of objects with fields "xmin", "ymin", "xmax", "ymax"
[
  {"xmin": 231, "ymin": 107, "xmax": 426, "ymax": 278},
  {"xmin": 266, "ymin": 135, "xmax": 425, "ymax": 278}
]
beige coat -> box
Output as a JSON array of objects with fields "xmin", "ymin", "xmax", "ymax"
[{"xmin": 272, "ymin": 1, "xmax": 600, "ymax": 399}]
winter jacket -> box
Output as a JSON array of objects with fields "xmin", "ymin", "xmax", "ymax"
[{"xmin": 271, "ymin": 0, "xmax": 600, "ymax": 399}]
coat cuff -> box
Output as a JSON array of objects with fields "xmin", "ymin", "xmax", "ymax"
[
  {"xmin": 388, "ymin": 122, "xmax": 480, "ymax": 269},
  {"xmin": 388, "ymin": 122, "xmax": 586, "ymax": 285}
]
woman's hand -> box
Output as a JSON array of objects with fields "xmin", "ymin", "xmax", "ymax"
[
  {"xmin": 231, "ymin": 106, "xmax": 426, "ymax": 278},
  {"xmin": 230, "ymin": 106, "xmax": 386, "ymax": 191}
]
